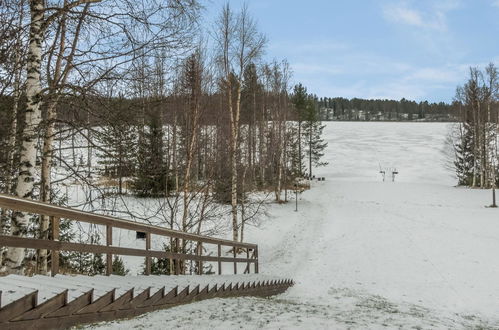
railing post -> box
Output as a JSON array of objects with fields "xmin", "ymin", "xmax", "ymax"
[
  {"xmin": 255, "ymin": 246, "xmax": 259, "ymax": 274},
  {"xmin": 217, "ymin": 244, "xmax": 222, "ymax": 275},
  {"xmin": 145, "ymin": 232, "xmax": 151, "ymax": 275},
  {"xmin": 233, "ymin": 245, "xmax": 237, "ymax": 274},
  {"xmin": 175, "ymin": 237, "xmax": 180, "ymax": 275},
  {"xmin": 106, "ymin": 225, "xmax": 112, "ymax": 276},
  {"xmin": 50, "ymin": 217, "xmax": 60, "ymax": 277},
  {"xmin": 197, "ymin": 242, "xmax": 203, "ymax": 275},
  {"xmin": 246, "ymin": 248, "xmax": 250, "ymax": 274}
]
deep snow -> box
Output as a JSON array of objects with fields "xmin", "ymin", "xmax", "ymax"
[{"xmin": 85, "ymin": 122, "xmax": 499, "ymax": 329}]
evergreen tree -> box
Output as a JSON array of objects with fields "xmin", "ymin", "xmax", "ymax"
[
  {"xmin": 144, "ymin": 243, "xmax": 171, "ymax": 275},
  {"xmin": 454, "ymin": 123, "xmax": 475, "ymax": 186},
  {"xmin": 66, "ymin": 230, "xmax": 106, "ymax": 275},
  {"xmin": 133, "ymin": 112, "xmax": 171, "ymax": 197},
  {"xmin": 303, "ymin": 98, "xmax": 328, "ymax": 178},
  {"xmin": 97, "ymin": 97, "xmax": 137, "ymax": 195},
  {"xmin": 112, "ymin": 256, "xmax": 130, "ymax": 276},
  {"xmin": 291, "ymin": 83, "xmax": 308, "ymax": 177}
]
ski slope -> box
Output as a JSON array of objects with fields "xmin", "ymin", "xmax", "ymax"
[{"xmin": 85, "ymin": 122, "xmax": 499, "ymax": 329}]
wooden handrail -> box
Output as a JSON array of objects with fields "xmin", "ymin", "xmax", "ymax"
[
  {"xmin": 0, "ymin": 194, "xmax": 256, "ymax": 248},
  {"xmin": 0, "ymin": 193, "xmax": 259, "ymax": 276}
]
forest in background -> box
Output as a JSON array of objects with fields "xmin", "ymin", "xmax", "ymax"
[
  {"xmin": 453, "ymin": 64, "xmax": 499, "ymax": 195},
  {"xmin": 0, "ymin": 0, "xmax": 328, "ymax": 276},
  {"xmin": 317, "ymin": 97, "xmax": 458, "ymax": 122}
]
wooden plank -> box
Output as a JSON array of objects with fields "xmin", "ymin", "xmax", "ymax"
[
  {"xmin": 0, "ymin": 282, "xmax": 295, "ymax": 330},
  {"xmin": 207, "ymin": 284, "xmax": 217, "ymax": 299},
  {"xmin": 106, "ymin": 224, "xmax": 112, "ymax": 276},
  {"xmin": 255, "ymin": 246, "xmax": 259, "ymax": 274},
  {"xmin": 246, "ymin": 248, "xmax": 250, "ymax": 274},
  {"xmin": 0, "ymin": 235, "xmax": 255, "ymax": 264},
  {"xmin": 45, "ymin": 290, "xmax": 93, "ymax": 318},
  {"xmin": 76, "ymin": 289, "xmax": 114, "ymax": 315},
  {"xmin": 12, "ymin": 290, "xmax": 67, "ymax": 321},
  {"xmin": 197, "ymin": 242, "xmax": 202, "ymax": 275},
  {"xmin": 120, "ymin": 288, "xmax": 150, "ymax": 310},
  {"xmin": 100, "ymin": 289, "xmax": 133, "ymax": 312},
  {"xmin": 145, "ymin": 233, "xmax": 151, "ymax": 275},
  {"xmin": 172, "ymin": 286, "xmax": 189, "ymax": 304},
  {"xmin": 196, "ymin": 285, "xmax": 209, "ymax": 301},
  {"xmin": 217, "ymin": 244, "xmax": 222, "ymax": 275},
  {"xmin": 0, "ymin": 194, "xmax": 257, "ymax": 249},
  {"xmin": 174, "ymin": 238, "xmax": 180, "ymax": 275},
  {"xmin": 137, "ymin": 287, "xmax": 164, "ymax": 308},
  {"xmin": 0, "ymin": 291, "xmax": 37, "ymax": 322},
  {"xmin": 233, "ymin": 245, "xmax": 237, "ymax": 275},
  {"xmin": 153, "ymin": 287, "xmax": 177, "ymax": 306},
  {"xmin": 50, "ymin": 217, "xmax": 60, "ymax": 276}
]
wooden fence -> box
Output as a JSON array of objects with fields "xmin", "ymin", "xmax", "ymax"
[{"xmin": 0, "ymin": 193, "xmax": 258, "ymax": 276}]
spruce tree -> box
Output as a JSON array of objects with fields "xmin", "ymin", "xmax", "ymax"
[
  {"xmin": 133, "ymin": 112, "xmax": 170, "ymax": 197},
  {"xmin": 303, "ymin": 98, "xmax": 328, "ymax": 178}
]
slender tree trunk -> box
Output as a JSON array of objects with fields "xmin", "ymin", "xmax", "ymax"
[
  {"xmin": 39, "ymin": 102, "xmax": 57, "ymax": 274},
  {"xmin": 309, "ymin": 122, "xmax": 313, "ymax": 178},
  {"xmin": 230, "ymin": 83, "xmax": 241, "ymax": 242},
  {"xmin": 4, "ymin": 0, "xmax": 45, "ymax": 274}
]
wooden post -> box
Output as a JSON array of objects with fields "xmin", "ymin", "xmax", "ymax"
[
  {"xmin": 255, "ymin": 246, "xmax": 259, "ymax": 274},
  {"xmin": 233, "ymin": 245, "xmax": 237, "ymax": 274},
  {"xmin": 106, "ymin": 225, "xmax": 112, "ymax": 276},
  {"xmin": 175, "ymin": 237, "xmax": 180, "ymax": 275},
  {"xmin": 197, "ymin": 242, "xmax": 203, "ymax": 275},
  {"xmin": 145, "ymin": 232, "xmax": 151, "ymax": 275},
  {"xmin": 50, "ymin": 217, "xmax": 60, "ymax": 276},
  {"xmin": 217, "ymin": 244, "xmax": 222, "ymax": 275},
  {"xmin": 246, "ymin": 248, "xmax": 250, "ymax": 274}
]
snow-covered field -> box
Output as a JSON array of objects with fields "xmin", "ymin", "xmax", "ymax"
[{"xmin": 85, "ymin": 122, "xmax": 499, "ymax": 329}]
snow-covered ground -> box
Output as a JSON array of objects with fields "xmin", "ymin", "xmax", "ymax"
[{"xmin": 85, "ymin": 122, "xmax": 499, "ymax": 329}]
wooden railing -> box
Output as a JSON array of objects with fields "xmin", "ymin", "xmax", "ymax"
[{"xmin": 0, "ymin": 193, "xmax": 258, "ymax": 276}]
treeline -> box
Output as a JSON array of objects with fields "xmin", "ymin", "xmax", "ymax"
[
  {"xmin": 453, "ymin": 64, "xmax": 499, "ymax": 195},
  {"xmin": 0, "ymin": 1, "xmax": 327, "ymax": 275},
  {"xmin": 317, "ymin": 97, "xmax": 458, "ymax": 121}
]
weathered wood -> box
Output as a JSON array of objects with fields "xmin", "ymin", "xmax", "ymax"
[
  {"xmin": 50, "ymin": 217, "xmax": 59, "ymax": 276},
  {"xmin": 120, "ymin": 288, "xmax": 150, "ymax": 310},
  {"xmin": 197, "ymin": 242, "xmax": 202, "ymax": 275},
  {"xmin": 172, "ymin": 286, "xmax": 189, "ymax": 304},
  {"xmin": 0, "ymin": 194, "xmax": 256, "ymax": 249},
  {"xmin": 145, "ymin": 232, "xmax": 151, "ymax": 275},
  {"xmin": 138, "ymin": 287, "xmax": 164, "ymax": 308},
  {"xmin": 0, "ymin": 291, "xmax": 37, "ymax": 322},
  {"xmin": 100, "ymin": 289, "xmax": 133, "ymax": 312},
  {"xmin": 0, "ymin": 280, "xmax": 294, "ymax": 330},
  {"xmin": 217, "ymin": 244, "xmax": 222, "ymax": 275},
  {"xmin": 153, "ymin": 287, "xmax": 177, "ymax": 306},
  {"xmin": 45, "ymin": 290, "xmax": 93, "ymax": 318},
  {"xmin": 0, "ymin": 235, "xmax": 255, "ymax": 264},
  {"xmin": 12, "ymin": 290, "xmax": 67, "ymax": 321},
  {"xmin": 233, "ymin": 245, "xmax": 237, "ymax": 274},
  {"xmin": 76, "ymin": 289, "xmax": 115, "ymax": 315},
  {"xmin": 106, "ymin": 224, "xmax": 112, "ymax": 276},
  {"xmin": 255, "ymin": 246, "xmax": 259, "ymax": 274},
  {"xmin": 0, "ymin": 193, "xmax": 261, "ymax": 278}
]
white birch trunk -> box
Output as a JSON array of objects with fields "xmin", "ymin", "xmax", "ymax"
[{"xmin": 3, "ymin": 0, "xmax": 44, "ymax": 274}]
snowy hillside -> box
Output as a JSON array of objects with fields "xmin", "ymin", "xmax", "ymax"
[{"xmin": 85, "ymin": 122, "xmax": 499, "ymax": 329}]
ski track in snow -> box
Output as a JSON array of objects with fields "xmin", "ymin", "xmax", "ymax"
[{"xmin": 84, "ymin": 122, "xmax": 499, "ymax": 329}]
